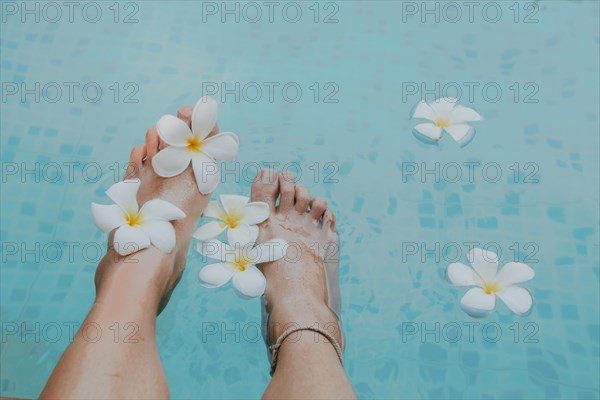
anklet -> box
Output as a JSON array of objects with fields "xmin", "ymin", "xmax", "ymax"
[{"xmin": 269, "ymin": 325, "xmax": 344, "ymax": 375}]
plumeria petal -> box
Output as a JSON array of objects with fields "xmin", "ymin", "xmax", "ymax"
[
  {"xmin": 220, "ymin": 195, "xmax": 250, "ymax": 215},
  {"xmin": 450, "ymin": 105, "xmax": 484, "ymax": 123},
  {"xmin": 191, "ymin": 153, "xmax": 220, "ymax": 194},
  {"xmin": 202, "ymin": 132, "xmax": 240, "ymax": 161},
  {"xmin": 430, "ymin": 97, "xmax": 457, "ymax": 115},
  {"xmin": 198, "ymin": 263, "xmax": 235, "ymax": 288},
  {"xmin": 444, "ymin": 123, "xmax": 474, "ymax": 144},
  {"xmin": 413, "ymin": 123, "xmax": 443, "ymax": 141},
  {"xmin": 228, "ymin": 223, "xmax": 256, "ymax": 246},
  {"xmin": 497, "ymin": 286, "xmax": 533, "ymax": 316},
  {"xmin": 156, "ymin": 114, "xmax": 192, "ymax": 146},
  {"xmin": 139, "ymin": 199, "xmax": 185, "ymax": 221},
  {"xmin": 203, "ymin": 201, "xmax": 226, "ymax": 219},
  {"xmin": 232, "ymin": 265, "xmax": 266, "ymax": 297},
  {"xmin": 446, "ymin": 262, "xmax": 478, "ymax": 287},
  {"xmin": 139, "ymin": 220, "xmax": 177, "ymax": 253},
  {"xmin": 106, "ymin": 179, "xmax": 140, "ymax": 214},
  {"xmin": 193, "ymin": 221, "xmax": 227, "ymax": 241},
  {"xmin": 460, "ymin": 287, "xmax": 496, "ymax": 318},
  {"xmin": 456, "ymin": 129, "xmax": 476, "ymax": 148},
  {"xmin": 497, "ymin": 262, "xmax": 535, "ymax": 286},
  {"xmin": 247, "ymin": 238, "xmax": 288, "ymax": 264},
  {"xmin": 113, "ymin": 225, "xmax": 150, "ymax": 256},
  {"xmin": 197, "ymin": 239, "xmax": 235, "ymax": 263},
  {"xmin": 242, "ymin": 202, "xmax": 270, "ymax": 225},
  {"xmin": 410, "ymin": 100, "xmax": 435, "ymax": 121},
  {"xmin": 91, "ymin": 204, "xmax": 124, "ymax": 232},
  {"xmin": 192, "ymin": 96, "xmax": 218, "ymax": 140},
  {"xmin": 152, "ymin": 146, "xmax": 192, "ymax": 178},
  {"xmin": 468, "ymin": 248, "xmax": 499, "ymax": 282}
]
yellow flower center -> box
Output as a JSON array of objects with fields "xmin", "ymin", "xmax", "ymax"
[
  {"xmin": 220, "ymin": 212, "xmax": 242, "ymax": 229},
  {"xmin": 187, "ymin": 135, "xmax": 204, "ymax": 152},
  {"xmin": 434, "ymin": 118, "xmax": 450, "ymax": 128},
  {"xmin": 233, "ymin": 258, "xmax": 250, "ymax": 272},
  {"xmin": 125, "ymin": 212, "xmax": 143, "ymax": 227},
  {"xmin": 483, "ymin": 281, "xmax": 501, "ymax": 295}
]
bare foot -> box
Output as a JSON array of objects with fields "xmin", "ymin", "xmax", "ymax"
[
  {"xmin": 94, "ymin": 106, "xmax": 219, "ymax": 314},
  {"xmin": 251, "ymin": 169, "xmax": 343, "ymax": 351}
]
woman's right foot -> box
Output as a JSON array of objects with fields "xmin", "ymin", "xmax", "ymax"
[{"xmin": 250, "ymin": 169, "xmax": 343, "ymax": 352}]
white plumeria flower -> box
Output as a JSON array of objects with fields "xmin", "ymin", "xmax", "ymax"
[
  {"xmin": 411, "ymin": 97, "xmax": 483, "ymax": 146},
  {"xmin": 196, "ymin": 237, "xmax": 288, "ymax": 298},
  {"xmin": 447, "ymin": 248, "xmax": 535, "ymax": 318},
  {"xmin": 193, "ymin": 195, "xmax": 269, "ymax": 245},
  {"xmin": 91, "ymin": 179, "xmax": 186, "ymax": 256},
  {"xmin": 152, "ymin": 96, "xmax": 240, "ymax": 194}
]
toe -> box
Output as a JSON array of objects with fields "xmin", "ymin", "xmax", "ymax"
[
  {"xmin": 309, "ymin": 197, "xmax": 328, "ymax": 220},
  {"xmin": 323, "ymin": 209, "xmax": 336, "ymax": 231},
  {"xmin": 129, "ymin": 143, "xmax": 146, "ymax": 165},
  {"xmin": 177, "ymin": 105, "xmax": 193, "ymax": 128},
  {"xmin": 125, "ymin": 144, "xmax": 146, "ymax": 179},
  {"xmin": 294, "ymin": 185, "xmax": 311, "ymax": 212},
  {"xmin": 278, "ymin": 172, "xmax": 296, "ymax": 213},
  {"xmin": 251, "ymin": 169, "xmax": 280, "ymax": 212},
  {"xmin": 145, "ymin": 126, "xmax": 160, "ymax": 159}
]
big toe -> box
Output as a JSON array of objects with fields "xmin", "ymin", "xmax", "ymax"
[{"xmin": 251, "ymin": 169, "xmax": 280, "ymax": 211}]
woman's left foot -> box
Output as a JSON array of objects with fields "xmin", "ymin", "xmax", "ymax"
[{"xmin": 94, "ymin": 106, "xmax": 218, "ymax": 313}]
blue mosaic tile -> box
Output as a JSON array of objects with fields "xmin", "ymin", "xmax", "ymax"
[{"xmin": 1, "ymin": 1, "xmax": 599, "ymax": 399}]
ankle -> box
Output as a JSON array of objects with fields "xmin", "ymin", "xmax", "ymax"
[
  {"xmin": 94, "ymin": 247, "xmax": 176, "ymax": 309},
  {"xmin": 267, "ymin": 304, "xmax": 345, "ymax": 376},
  {"xmin": 267, "ymin": 299, "xmax": 341, "ymax": 344}
]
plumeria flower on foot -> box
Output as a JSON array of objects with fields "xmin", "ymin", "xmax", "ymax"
[
  {"xmin": 446, "ymin": 247, "xmax": 535, "ymax": 318},
  {"xmin": 411, "ymin": 97, "xmax": 483, "ymax": 147},
  {"xmin": 196, "ymin": 235, "xmax": 288, "ymax": 298},
  {"xmin": 152, "ymin": 96, "xmax": 240, "ymax": 194},
  {"xmin": 91, "ymin": 179, "xmax": 186, "ymax": 256},
  {"xmin": 193, "ymin": 195, "xmax": 270, "ymax": 245}
]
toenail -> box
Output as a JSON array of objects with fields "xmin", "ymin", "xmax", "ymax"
[
  {"xmin": 178, "ymin": 105, "xmax": 192, "ymax": 118},
  {"xmin": 312, "ymin": 198, "xmax": 327, "ymax": 210},
  {"xmin": 258, "ymin": 169, "xmax": 278, "ymax": 184},
  {"xmin": 281, "ymin": 172, "xmax": 296, "ymax": 183}
]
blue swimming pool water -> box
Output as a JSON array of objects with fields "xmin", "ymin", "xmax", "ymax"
[{"xmin": 1, "ymin": 1, "xmax": 599, "ymax": 398}]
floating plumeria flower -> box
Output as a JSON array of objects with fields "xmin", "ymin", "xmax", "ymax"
[
  {"xmin": 193, "ymin": 195, "xmax": 270, "ymax": 245},
  {"xmin": 446, "ymin": 248, "xmax": 535, "ymax": 318},
  {"xmin": 152, "ymin": 96, "xmax": 240, "ymax": 194},
  {"xmin": 196, "ymin": 237, "xmax": 288, "ymax": 298},
  {"xmin": 411, "ymin": 97, "xmax": 483, "ymax": 147},
  {"xmin": 91, "ymin": 179, "xmax": 185, "ymax": 256}
]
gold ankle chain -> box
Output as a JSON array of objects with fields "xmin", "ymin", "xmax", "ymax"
[{"xmin": 269, "ymin": 325, "xmax": 344, "ymax": 375}]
